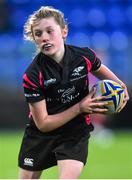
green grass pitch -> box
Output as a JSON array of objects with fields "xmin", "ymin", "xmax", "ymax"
[{"xmin": 0, "ymin": 130, "xmax": 132, "ymax": 179}]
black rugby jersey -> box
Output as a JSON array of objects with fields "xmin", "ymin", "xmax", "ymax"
[{"xmin": 23, "ymin": 44, "xmax": 101, "ymax": 133}]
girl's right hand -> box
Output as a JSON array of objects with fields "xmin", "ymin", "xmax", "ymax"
[{"xmin": 79, "ymin": 87, "xmax": 108, "ymax": 114}]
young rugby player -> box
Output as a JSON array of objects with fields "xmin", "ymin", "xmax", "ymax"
[{"xmin": 18, "ymin": 6, "xmax": 129, "ymax": 179}]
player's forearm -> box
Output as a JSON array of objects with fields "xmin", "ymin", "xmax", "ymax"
[
  {"xmin": 92, "ymin": 64, "xmax": 124, "ymax": 85},
  {"xmin": 38, "ymin": 103, "xmax": 81, "ymax": 132}
]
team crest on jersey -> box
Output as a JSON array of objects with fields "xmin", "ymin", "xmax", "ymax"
[
  {"xmin": 47, "ymin": 86, "xmax": 80, "ymax": 104},
  {"xmin": 60, "ymin": 86, "xmax": 80, "ymax": 103},
  {"xmin": 71, "ymin": 66, "xmax": 84, "ymax": 76}
]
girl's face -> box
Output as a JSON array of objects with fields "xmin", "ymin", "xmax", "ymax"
[{"xmin": 32, "ymin": 17, "xmax": 68, "ymax": 60}]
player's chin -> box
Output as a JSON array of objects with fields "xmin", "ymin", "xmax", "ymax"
[{"xmin": 42, "ymin": 50, "xmax": 54, "ymax": 56}]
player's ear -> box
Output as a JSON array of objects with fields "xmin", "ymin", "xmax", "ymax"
[{"xmin": 62, "ymin": 25, "xmax": 68, "ymax": 40}]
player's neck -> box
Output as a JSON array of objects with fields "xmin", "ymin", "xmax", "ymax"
[{"xmin": 52, "ymin": 45, "xmax": 65, "ymax": 64}]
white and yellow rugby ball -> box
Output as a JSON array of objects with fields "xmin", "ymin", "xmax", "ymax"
[{"xmin": 94, "ymin": 79, "xmax": 125, "ymax": 114}]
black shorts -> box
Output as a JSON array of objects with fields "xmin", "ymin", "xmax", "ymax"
[{"xmin": 18, "ymin": 124, "xmax": 91, "ymax": 171}]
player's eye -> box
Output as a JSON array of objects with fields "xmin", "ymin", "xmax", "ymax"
[
  {"xmin": 47, "ymin": 29, "xmax": 54, "ymax": 34},
  {"xmin": 34, "ymin": 31, "xmax": 42, "ymax": 37}
]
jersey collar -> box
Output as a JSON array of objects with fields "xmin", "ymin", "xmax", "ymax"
[{"xmin": 41, "ymin": 44, "xmax": 72, "ymax": 83}]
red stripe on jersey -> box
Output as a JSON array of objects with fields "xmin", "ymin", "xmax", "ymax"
[
  {"xmin": 39, "ymin": 71, "xmax": 43, "ymax": 88},
  {"xmin": 82, "ymin": 56, "xmax": 92, "ymax": 72},
  {"xmin": 89, "ymin": 49, "xmax": 96, "ymax": 64},
  {"xmin": 84, "ymin": 114, "xmax": 91, "ymax": 125},
  {"xmin": 23, "ymin": 83, "xmax": 30, "ymax": 89},
  {"xmin": 23, "ymin": 73, "xmax": 37, "ymax": 88}
]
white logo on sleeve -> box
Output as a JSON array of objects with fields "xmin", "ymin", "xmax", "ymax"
[{"xmin": 24, "ymin": 158, "xmax": 34, "ymax": 166}]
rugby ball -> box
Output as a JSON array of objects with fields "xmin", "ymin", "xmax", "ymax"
[{"xmin": 94, "ymin": 79, "xmax": 125, "ymax": 114}]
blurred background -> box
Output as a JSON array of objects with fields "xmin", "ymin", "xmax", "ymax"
[{"xmin": 0, "ymin": 0, "xmax": 132, "ymax": 179}]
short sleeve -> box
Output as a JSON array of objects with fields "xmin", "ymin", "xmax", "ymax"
[
  {"xmin": 23, "ymin": 70, "xmax": 45, "ymax": 103},
  {"xmin": 83, "ymin": 48, "xmax": 101, "ymax": 72}
]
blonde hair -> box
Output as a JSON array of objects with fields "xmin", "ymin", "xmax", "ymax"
[{"xmin": 24, "ymin": 6, "xmax": 68, "ymax": 41}]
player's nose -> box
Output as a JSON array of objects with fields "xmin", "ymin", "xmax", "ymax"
[{"xmin": 41, "ymin": 32, "xmax": 49, "ymax": 42}]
